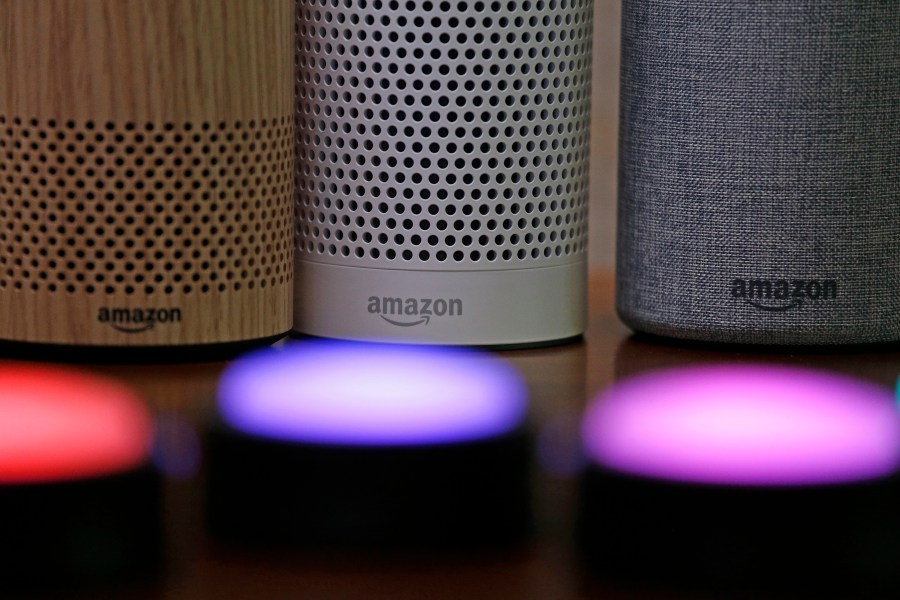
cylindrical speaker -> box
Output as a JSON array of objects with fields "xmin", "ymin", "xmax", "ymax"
[
  {"xmin": 616, "ymin": 1, "xmax": 900, "ymax": 345},
  {"xmin": 294, "ymin": 0, "xmax": 593, "ymax": 347},
  {"xmin": 0, "ymin": 0, "xmax": 294, "ymax": 353}
]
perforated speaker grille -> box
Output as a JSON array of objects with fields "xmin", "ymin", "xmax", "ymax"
[
  {"xmin": 0, "ymin": 116, "xmax": 294, "ymax": 296},
  {"xmin": 295, "ymin": 0, "xmax": 592, "ymax": 269}
]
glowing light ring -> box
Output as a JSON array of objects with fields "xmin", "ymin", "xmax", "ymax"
[
  {"xmin": 0, "ymin": 363, "xmax": 152, "ymax": 484},
  {"xmin": 219, "ymin": 342, "xmax": 528, "ymax": 446},
  {"xmin": 583, "ymin": 364, "xmax": 900, "ymax": 486}
]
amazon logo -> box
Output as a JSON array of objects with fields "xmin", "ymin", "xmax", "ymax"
[
  {"xmin": 97, "ymin": 307, "xmax": 182, "ymax": 333},
  {"xmin": 367, "ymin": 296, "xmax": 462, "ymax": 327},
  {"xmin": 730, "ymin": 278, "xmax": 837, "ymax": 312}
]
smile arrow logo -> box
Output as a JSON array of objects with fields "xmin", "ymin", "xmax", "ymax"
[
  {"xmin": 380, "ymin": 315, "xmax": 431, "ymax": 327},
  {"xmin": 744, "ymin": 298, "xmax": 803, "ymax": 312}
]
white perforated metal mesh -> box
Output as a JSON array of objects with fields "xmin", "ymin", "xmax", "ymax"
[{"xmin": 295, "ymin": 0, "xmax": 592, "ymax": 269}]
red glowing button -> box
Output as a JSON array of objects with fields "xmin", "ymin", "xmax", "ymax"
[{"xmin": 0, "ymin": 363, "xmax": 152, "ymax": 484}]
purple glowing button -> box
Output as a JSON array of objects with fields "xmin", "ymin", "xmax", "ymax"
[
  {"xmin": 218, "ymin": 342, "xmax": 527, "ymax": 445},
  {"xmin": 583, "ymin": 364, "xmax": 900, "ymax": 486}
]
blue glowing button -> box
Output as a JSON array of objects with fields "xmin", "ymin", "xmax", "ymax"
[
  {"xmin": 578, "ymin": 364, "xmax": 900, "ymax": 595},
  {"xmin": 209, "ymin": 341, "xmax": 532, "ymax": 547},
  {"xmin": 0, "ymin": 363, "xmax": 161, "ymax": 590},
  {"xmin": 218, "ymin": 341, "xmax": 528, "ymax": 445}
]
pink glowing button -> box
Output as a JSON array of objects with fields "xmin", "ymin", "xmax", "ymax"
[
  {"xmin": 583, "ymin": 364, "xmax": 900, "ymax": 486},
  {"xmin": 219, "ymin": 342, "xmax": 527, "ymax": 446},
  {"xmin": 0, "ymin": 363, "xmax": 152, "ymax": 484}
]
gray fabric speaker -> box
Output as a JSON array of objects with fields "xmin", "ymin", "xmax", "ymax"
[{"xmin": 616, "ymin": 1, "xmax": 900, "ymax": 345}]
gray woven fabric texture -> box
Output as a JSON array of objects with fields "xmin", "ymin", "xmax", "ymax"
[{"xmin": 616, "ymin": 0, "xmax": 900, "ymax": 344}]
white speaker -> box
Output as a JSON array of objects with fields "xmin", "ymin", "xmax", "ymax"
[{"xmin": 294, "ymin": 0, "xmax": 593, "ymax": 347}]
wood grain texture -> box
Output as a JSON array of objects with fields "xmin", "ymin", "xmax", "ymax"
[
  {"xmin": 0, "ymin": 0, "xmax": 294, "ymax": 346},
  {"xmin": 0, "ymin": 0, "xmax": 293, "ymax": 122}
]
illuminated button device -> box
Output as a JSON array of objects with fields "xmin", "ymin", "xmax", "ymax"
[
  {"xmin": 208, "ymin": 341, "xmax": 531, "ymax": 547},
  {"xmin": 578, "ymin": 364, "xmax": 900, "ymax": 595},
  {"xmin": 0, "ymin": 364, "xmax": 160, "ymax": 591}
]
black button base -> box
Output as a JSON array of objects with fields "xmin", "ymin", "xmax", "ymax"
[
  {"xmin": 0, "ymin": 466, "xmax": 162, "ymax": 593},
  {"xmin": 208, "ymin": 425, "xmax": 533, "ymax": 549},
  {"xmin": 578, "ymin": 466, "xmax": 900, "ymax": 597}
]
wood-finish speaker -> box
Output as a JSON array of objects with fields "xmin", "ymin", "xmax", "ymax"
[{"xmin": 0, "ymin": 0, "xmax": 294, "ymax": 353}]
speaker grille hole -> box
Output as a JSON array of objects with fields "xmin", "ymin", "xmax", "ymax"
[
  {"xmin": 0, "ymin": 116, "xmax": 294, "ymax": 295},
  {"xmin": 295, "ymin": 0, "xmax": 592, "ymax": 268}
]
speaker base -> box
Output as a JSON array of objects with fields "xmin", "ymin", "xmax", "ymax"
[
  {"xmin": 0, "ymin": 332, "xmax": 289, "ymax": 364},
  {"xmin": 617, "ymin": 306, "xmax": 900, "ymax": 347},
  {"xmin": 290, "ymin": 331, "xmax": 584, "ymax": 351},
  {"xmin": 294, "ymin": 261, "xmax": 586, "ymax": 346}
]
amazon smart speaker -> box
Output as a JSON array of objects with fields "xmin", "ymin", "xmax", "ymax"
[
  {"xmin": 294, "ymin": 0, "xmax": 593, "ymax": 346},
  {"xmin": 0, "ymin": 0, "xmax": 294, "ymax": 355},
  {"xmin": 616, "ymin": 1, "xmax": 900, "ymax": 345}
]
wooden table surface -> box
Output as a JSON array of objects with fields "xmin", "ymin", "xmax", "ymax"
[{"xmin": 35, "ymin": 271, "xmax": 894, "ymax": 600}]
